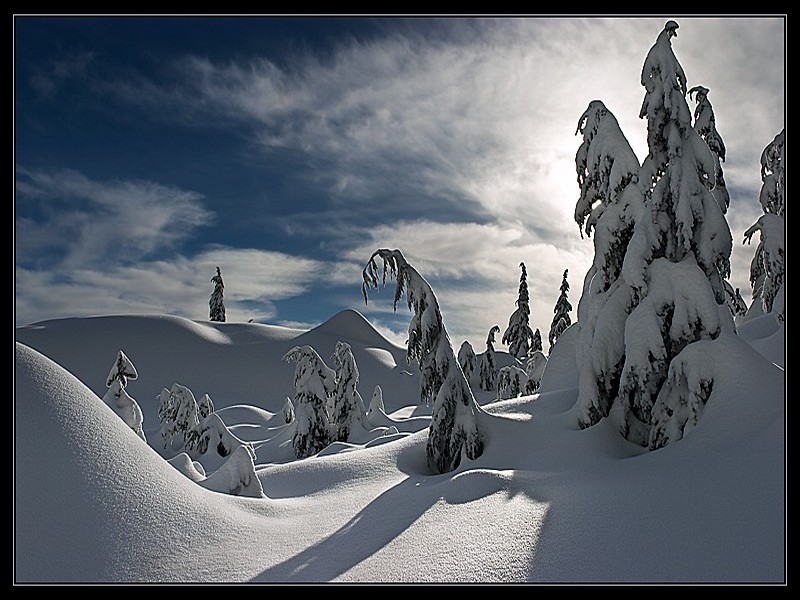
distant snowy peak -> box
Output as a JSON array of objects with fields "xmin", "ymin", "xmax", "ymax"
[{"xmin": 295, "ymin": 309, "xmax": 401, "ymax": 349}]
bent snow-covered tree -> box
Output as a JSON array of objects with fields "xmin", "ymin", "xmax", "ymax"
[
  {"xmin": 362, "ymin": 249, "xmax": 483, "ymax": 473},
  {"xmin": 157, "ymin": 383, "xmax": 201, "ymax": 454},
  {"xmin": 618, "ymin": 20, "xmax": 734, "ymax": 448},
  {"xmin": 330, "ymin": 341, "xmax": 367, "ymax": 443},
  {"xmin": 209, "ymin": 266, "xmax": 226, "ymax": 322},
  {"xmin": 548, "ymin": 269, "xmax": 572, "ymax": 350},
  {"xmin": 745, "ymin": 129, "xmax": 785, "ymax": 320},
  {"xmin": 103, "ymin": 350, "xmax": 146, "ymax": 441},
  {"xmin": 502, "ymin": 262, "xmax": 535, "ymax": 359},
  {"xmin": 573, "ymin": 99, "xmax": 644, "ymax": 429},
  {"xmin": 479, "ymin": 325, "xmax": 501, "ymax": 392},
  {"xmin": 497, "ymin": 365, "xmax": 527, "ymax": 400},
  {"xmin": 525, "ymin": 350, "xmax": 548, "ymax": 394},
  {"xmin": 284, "ymin": 345, "xmax": 336, "ymax": 459}
]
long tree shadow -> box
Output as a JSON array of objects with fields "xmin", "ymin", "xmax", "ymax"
[
  {"xmin": 250, "ymin": 474, "xmax": 438, "ymax": 582},
  {"xmin": 250, "ymin": 463, "xmax": 551, "ymax": 583}
]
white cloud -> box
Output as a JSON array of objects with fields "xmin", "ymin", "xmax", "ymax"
[
  {"xmin": 15, "ymin": 168, "xmax": 214, "ymax": 269},
  {"xmin": 15, "ymin": 247, "xmax": 327, "ymax": 327}
]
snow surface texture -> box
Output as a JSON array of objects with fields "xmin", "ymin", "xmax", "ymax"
[{"xmin": 15, "ymin": 307, "xmax": 784, "ymax": 583}]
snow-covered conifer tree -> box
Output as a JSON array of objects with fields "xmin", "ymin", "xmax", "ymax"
[
  {"xmin": 502, "ymin": 262, "xmax": 535, "ymax": 359},
  {"xmin": 548, "ymin": 269, "xmax": 572, "ymax": 350},
  {"xmin": 102, "ymin": 350, "xmax": 146, "ymax": 441},
  {"xmin": 209, "ymin": 266, "xmax": 226, "ymax": 322},
  {"xmin": 572, "ymin": 97, "xmax": 644, "ymax": 428},
  {"xmin": 197, "ymin": 393, "xmax": 214, "ymax": 419},
  {"xmin": 532, "ymin": 328, "xmax": 543, "ymax": 353},
  {"xmin": 330, "ymin": 341, "xmax": 367, "ymax": 443},
  {"xmin": 745, "ymin": 129, "xmax": 785, "ymax": 320},
  {"xmin": 366, "ymin": 385, "xmax": 386, "ymax": 425},
  {"xmin": 724, "ymin": 281, "xmax": 748, "ymax": 318},
  {"xmin": 362, "ymin": 249, "xmax": 483, "ymax": 473},
  {"xmin": 525, "ymin": 350, "xmax": 548, "ymax": 394},
  {"xmin": 617, "ymin": 20, "xmax": 734, "ymax": 448},
  {"xmin": 689, "ymin": 85, "xmax": 729, "ymax": 213},
  {"xmin": 283, "ymin": 345, "xmax": 336, "ymax": 459},
  {"xmin": 478, "ymin": 325, "xmax": 500, "ymax": 392},
  {"xmin": 457, "ymin": 340, "xmax": 477, "ymax": 384},
  {"xmin": 157, "ymin": 383, "xmax": 201, "ymax": 454},
  {"xmin": 282, "ymin": 397, "xmax": 295, "ymax": 423}
]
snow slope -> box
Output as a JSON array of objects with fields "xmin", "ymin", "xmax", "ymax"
[{"xmin": 14, "ymin": 310, "xmax": 785, "ymax": 583}]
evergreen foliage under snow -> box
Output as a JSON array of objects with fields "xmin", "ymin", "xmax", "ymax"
[
  {"xmin": 362, "ymin": 248, "xmax": 483, "ymax": 473},
  {"xmin": 479, "ymin": 325, "xmax": 501, "ymax": 392},
  {"xmin": 548, "ymin": 269, "xmax": 572, "ymax": 350},
  {"xmin": 209, "ymin": 266, "xmax": 226, "ymax": 323},
  {"xmin": 102, "ymin": 350, "xmax": 146, "ymax": 442},
  {"xmin": 502, "ymin": 262, "xmax": 535, "ymax": 359},
  {"xmin": 283, "ymin": 345, "xmax": 336, "ymax": 459},
  {"xmin": 330, "ymin": 341, "xmax": 367, "ymax": 443}
]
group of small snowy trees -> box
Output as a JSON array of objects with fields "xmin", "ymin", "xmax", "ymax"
[
  {"xmin": 283, "ymin": 341, "xmax": 370, "ymax": 459},
  {"xmin": 572, "ymin": 20, "xmax": 769, "ymax": 449},
  {"xmin": 100, "ymin": 349, "xmax": 262, "ymax": 497}
]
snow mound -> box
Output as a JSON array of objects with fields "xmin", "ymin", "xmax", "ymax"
[{"xmin": 297, "ymin": 309, "xmax": 401, "ymax": 350}]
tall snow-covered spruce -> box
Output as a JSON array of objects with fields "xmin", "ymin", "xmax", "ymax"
[
  {"xmin": 209, "ymin": 266, "xmax": 226, "ymax": 322},
  {"xmin": 478, "ymin": 325, "xmax": 500, "ymax": 392},
  {"xmin": 744, "ymin": 129, "xmax": 785, "ymax": 321},
  {"xmin": 621, "ymin": 20, "xmax": 734, "ymax": 448},
  {"xmin": 283, "ymin": 345, "xmax": 336, "ymax": 459},
  {"xmin": 548, "ymin": 269, "xmax": 572, "ymax": 350},
  {"xmin": 502, "ymin": 262, "xmax": 535, "ymax": 359},
  {"xmin": 362, "ymin": 249, "xmax": 483, "ymax": 473},
  {"xmin": 573, "ymin": 99, "xmax": 644, "ymax": 427},
  {"xmin": 575, "ymin": 20, "xmax": 735, "ymax": 449}
]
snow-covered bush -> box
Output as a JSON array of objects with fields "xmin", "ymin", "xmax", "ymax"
[
  {"xmin": 283, "ymin": 345, "xmax": 336, "ymax": 459},
  {"xmin": 366, "ymin": 385, "xmax": 385, "ymax": 425},
  {"xmin": 362, "ymin": 248, "xmax": 483, "ymax": 473},
  {"xmin": 478, "ymin": 325, "xmax": 500, "ymax": 392},
  {"xmin": 524, "ymin": 350, "xmax": 548, "ymax": 394},
  {"xmin": 497, "ymin": 365, "xmax": 527, "ymax": 400},
  {"xmin": 197, "ymin": 393, "xmax": 214, "ymax": 419},
  {"xmin": 502, "ymin": 262, "xmax": 535, "ymax": 359},
  {"xmin": 196, "ymin": 445, "xmax": 264, "ymax": 498},
  {"xmin": 209, "ymin": 266, "xmax": 226, "ymax": 322},
  {"xmin": 102, "ymin": 350, "xmax": 146, "ymax": 442}
]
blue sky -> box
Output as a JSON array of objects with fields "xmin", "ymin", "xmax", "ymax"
[{"xmin": 14, "ymin": 15, "xmax": 786, "ymax": 349}]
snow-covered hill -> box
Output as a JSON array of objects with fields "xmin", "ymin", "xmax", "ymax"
[{"xmin": 14, "ymin": 310, "xmax": 785, "ymax": 583}]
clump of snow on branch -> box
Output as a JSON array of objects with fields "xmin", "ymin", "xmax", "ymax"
[
  {"xmin": 362, "ymin": 248, "xmax": 483, "ymax": 473},
  {"xmin": 283, "ymin": 345, "xmax": 336, "ymax": 459},
  {"xmin": 102, "ymin": 350, "xmax": 146, "ymax": 442}
]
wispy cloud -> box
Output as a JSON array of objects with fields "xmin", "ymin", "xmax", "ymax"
[{"xmin": 15, "ymin": 167, "xmax": 214, "ymax": 269}]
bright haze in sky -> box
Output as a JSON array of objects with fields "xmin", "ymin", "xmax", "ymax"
[{"xmin": 14, "ymin": 15, "xmax": 786, "ymax": 349}]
